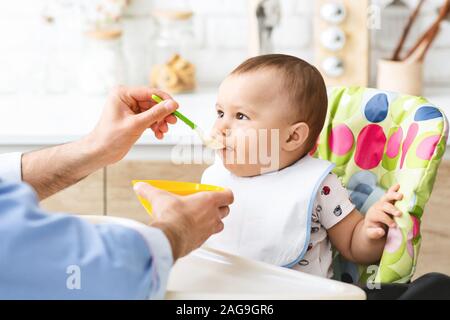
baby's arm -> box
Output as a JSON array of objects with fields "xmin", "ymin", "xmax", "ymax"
[{"xmin": 327, "ymin": 184, "xmax": 403, "ymax": 265}]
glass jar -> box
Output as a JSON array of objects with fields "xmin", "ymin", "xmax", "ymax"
[
  {"xmin": 150, "ymin": 10, "xmax": 197, "ymax": 94},
  {"xmin": 78, "ymin": 30, "xmax": 126, "ymax": 95}
]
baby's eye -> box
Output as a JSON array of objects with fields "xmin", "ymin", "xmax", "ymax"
[
  {"xmin": 236, "ymin": 112, "xmax": 249, "ymax": 120},
  {"xmin": 217, "ymin": 110, "xmax": 224, "ymax": 118}
]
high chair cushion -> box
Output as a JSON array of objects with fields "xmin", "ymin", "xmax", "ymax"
[{"xmin": 310, "ymin": 86, "xmax": 449, "ymax": 284}]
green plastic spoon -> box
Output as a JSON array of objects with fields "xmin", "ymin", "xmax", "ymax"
[{"xmin": 151, "ymin": 94, "xmax": 224, "ymax": 150}]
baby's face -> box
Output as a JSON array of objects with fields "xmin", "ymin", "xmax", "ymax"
[{"xmin": 212, "ymin": 69, "xmax": 296, "ymax": 177}]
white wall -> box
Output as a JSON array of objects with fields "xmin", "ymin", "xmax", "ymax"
[{"xmin": 0, "ymin": 0, "xmax": 449, "ymax": 95}]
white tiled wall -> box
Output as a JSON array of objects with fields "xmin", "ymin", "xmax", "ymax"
[
  {"xmin": 145, "ymin": 0, "xmax": 315, "ymax": 85},
  {"xmin": 131, "ymin": 0, "xmax": 450, "ymax": 87},
  {"xmin": 0, "ymin": 0, "xmax": 449, "ymax": 94}
]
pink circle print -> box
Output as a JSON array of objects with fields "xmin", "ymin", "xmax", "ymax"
[
  {"xmin": 386, "ymin": 127, "xmax": 403, "ymax": 158},
  {"xmin": 416, "ymin": 135, "xmax": 440, "ymax": 160},
  {"xmin": 355, "ymin": 124, "xmax": 387, "ymax": 170},
  {"xmin": 385, "ymin": 227, "xmax": 403, "ymax": 253},
  {"xmin": 329, "ymin": 124, "xmax": 354, "ymax": 156},
  {"xmin": 411, "ymin": 215, "xmax": 420, "ymax": 238}
]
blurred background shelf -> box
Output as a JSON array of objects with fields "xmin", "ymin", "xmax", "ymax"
[
  {"xmin": 1, "ymin": 86, "xmax": 449, "ymax": 155},
  {"xmin": 0, "ymin": 89, "xmax": 218, "ymax": 159}
]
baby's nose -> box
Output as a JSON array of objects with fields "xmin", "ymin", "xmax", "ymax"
[
  {"xmin": 222, "ymin": 128, "xmax": 232, "ymax": 137},
  {"xmin": 213, "ymin": 122, "xmax": 232, "ymax": 136},
  {"xmin": 211, "ymin": 127, "xmax": 231, "ymax": 140}
]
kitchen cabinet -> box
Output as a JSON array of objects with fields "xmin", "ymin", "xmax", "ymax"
[
  {"xmin": 39, "ymin": 160, "xmax": 210, "ymax": 223},
  {"xmin": 40, "ymin": 169, "xmax": 104, "ymax": 215}
]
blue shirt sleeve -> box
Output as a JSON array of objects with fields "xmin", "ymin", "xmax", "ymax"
[{"xmin": 0, "ymin": 181, "xmax": 173, "ymax": 299}]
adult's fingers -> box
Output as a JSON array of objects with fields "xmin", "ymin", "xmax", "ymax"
[
  {"xmin": 128, "ymin": 86, "xmax": 173, "ymax": 102},
  {"xmin": 135, "ymin": 100, "xmax": 178, "ymax": 127},
  {"xmin": 158, "ymin": 121, "xmax": 169, "ymax": 133},
  {"xmin": 136, "ymin": 101, "xmax": 152, "ymax": 110},
  {"xmin": 149, "ymin": 123, "xmax": 164, "ymax": 139},
  {"xmin": 186, "ymin": 189, "xmax": 234, "ymax": 209},
  {"xmin": 213, "ymin": 189, "xmax": 234, "ymax": 207},
  {"xmin": 165, "ymin": 114, "xmax": 177, "ymax": 124},
  {"xmin": 219, "ymin": 206, "xmax": 230, "ymax": 219},
  {"xmin": 149, "ymin": 116, "xmax": 177, "ymax": 131},
  {"xmin": 214, "ymin": 220, "xmax": 225, "ymax": 233},
  {"xmin": 133, "ymin": 182, "xmax": 176, "ymax": 207}
]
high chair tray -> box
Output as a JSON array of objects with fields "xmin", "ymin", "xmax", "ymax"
[
  {"xmin": 166, "ymin": 247, "xmax": 366, "ymax": 300},
  {"xmin": 81, "ymin": 215, "xmax": 366, "ymax": 300}
]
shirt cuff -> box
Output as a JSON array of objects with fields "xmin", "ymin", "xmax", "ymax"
[
  {"xmin": 322, "ymin": 199, "xmax": 356, "ymax": 230},
  {"xmin": 109, "ymin": 218, "xmax": 174, "ymax": 299},
  {"xmin": 0, "ymin": 152, "xmax": 22, "ymax": 182}
]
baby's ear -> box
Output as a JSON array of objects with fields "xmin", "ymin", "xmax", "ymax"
[{"xmin": 283, "ymin": 122, "xmax": 309, "ymax": 152}]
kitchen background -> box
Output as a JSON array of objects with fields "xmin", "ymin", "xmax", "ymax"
[
  {"xmin": 0, "ymin": 0, "xmax": 449, "ymax": 279},
  {"xmin": 1, "ymin": 0, "xmax": 450, "ymax": 92}
]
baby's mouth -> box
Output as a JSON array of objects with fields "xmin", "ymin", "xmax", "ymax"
[
  {"xmin": 219, "ymin": 145, "xmax": 234, "ymax": 151},
  {"xmin": 210, "ymin": 134, "xmax": 235, "ymax": 153},
  {"xmin": 217, "ymin": 143, "xmax": 234, "ymax": 154},
  {"xmin": 212, "ymin": 136, "xmax": 231, "ymax": 151}
]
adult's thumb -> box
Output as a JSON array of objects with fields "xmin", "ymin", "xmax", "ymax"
[
  {"xmin": 136, "ymin": 100, "xmax": 178, "ymax": 126},
  {"xmin": 133, "ymin": 182, "xmax": 171, "ymax": 203}
]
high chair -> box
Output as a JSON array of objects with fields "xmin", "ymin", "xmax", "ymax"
[{"xmin": 310, "ymin": 86, "xmax": 449, "ymax": 284}]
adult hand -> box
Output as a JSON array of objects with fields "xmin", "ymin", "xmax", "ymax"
[
  {"xmin": 133, "ymin": 182, "xmax": 234, "ymax": 260},
  {"xmin": 21, "ymin": 86, "xmax": 178, "ymax": 200},
  {"xmin": 86, "ymin": 86, "xmax": 178, "ymax": 166}
]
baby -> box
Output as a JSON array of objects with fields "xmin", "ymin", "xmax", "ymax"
[{"xmin": 201, "ymin": 54, "xmax": 403, "ymax": 279}]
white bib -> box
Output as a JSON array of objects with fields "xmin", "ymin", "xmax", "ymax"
[{"xmin": 201, "ymin": 155, "xmax": 335, "ymax": 267}]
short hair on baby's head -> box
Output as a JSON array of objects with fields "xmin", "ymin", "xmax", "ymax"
[{"xmin": 230, "ymin": 54, "xmax": 328, "ymax": 153}]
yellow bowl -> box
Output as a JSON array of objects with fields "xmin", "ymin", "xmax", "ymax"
[{"xmin": 132, "ymin": 180, "xmax": 224, "ymax": 216}]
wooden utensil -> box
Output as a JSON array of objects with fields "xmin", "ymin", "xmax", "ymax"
[
  {"xmin": 392, "ymin": 0, "xmax": 426, "ymax": 61},
  {"xmin": 403, "ymin": 0, "xmax": 450, "ymax": 62}
]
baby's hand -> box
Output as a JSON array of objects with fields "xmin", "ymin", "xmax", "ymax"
[{"xmin": 363, "ymin": 184, "xmax": 403, "ymax": 240}]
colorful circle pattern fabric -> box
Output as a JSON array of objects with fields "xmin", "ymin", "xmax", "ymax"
[
  {"xmin": 364, "ymin": 93, "xmax": 389, "ymax": 123},
  {"xmin": 414, "ymin": 106, "xmax": 443, "ymax": 122},
  {"xmin": 347, "ymin": 99, "xmax": 443, "ymax": 171},
  {"xmin": 355, "ymin": 124, "xmax": 386, "ymax": 170},
  {"xmin": 347, "ymin": 171, "xmax": 377, "ymax": 212},
  {"xmin": 316, "ymin": 86, "xmax": 448, "ymax": 285},
  {"xmin": 386, "ymin": 127, "xmax": 403, "ymax": 158},
  {"xmin": 416, "ymin": 135, "xmax": 441, "ymax": 160},
  {"xmin": 329, "ymin": 124, "xmax": 354, "ymax": 156}
]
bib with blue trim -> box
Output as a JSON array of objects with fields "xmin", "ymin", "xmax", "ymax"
[{"xmin": 201, "ymin": 155, "xmax": 335, "ymax": 267}]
